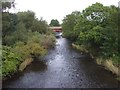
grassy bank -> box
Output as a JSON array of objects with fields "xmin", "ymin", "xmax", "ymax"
[{"xmin": 72, "ymin": 43, "xmax": 120, "ymax": 79}]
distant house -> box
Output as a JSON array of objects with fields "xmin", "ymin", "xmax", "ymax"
[
  {"xmin": 49, "ymin": 26, "xmax": 62, "ymax": 32},
  {"xmin": 49, "ymin": 26, "xmax": 62, "ymax": 37}
]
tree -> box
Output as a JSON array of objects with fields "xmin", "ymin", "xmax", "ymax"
[
  {"xmin": 2, "ymin": 12, "xmax": 18, "ymax": 44},
  {"xmin": 62, "ymin": 2, "xmax": 119, "ymax": 59},
  {"xmin": 17, "ymin": 11, "xmax": 35, "ymax": 29},
  {"xmin": 62, "ymin": 11, "xmax": 80, "ymax": 40},
  {"xmin": 75, "ymin": 3, "xmax": 119, "ymax": 57},
  {"xmin": 31, "ymin": 18, "xmax": 48, "ymax": 33},
  {"xmin": 49, "ymin": 19, "xmax": 60, "ymax": 26},
  {"xmin": 2, "ymin": 1, "xmax": 15, "ymax": 12},
  {"xmin": 2, "ymin": 1, "xmax": 17, "ymax": 45}
]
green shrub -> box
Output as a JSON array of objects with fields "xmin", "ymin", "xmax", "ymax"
[
  {"xmin": 40, "ymin": 34, "xmax": 56, "ymax": 49},
  {"xmin": 27, "ymin": 31, "xmax": 41, "ymax": 44},
  {"xmin": 112, "ymin": 54, "xmax": 120, "ymax": 66},
  {"xmin": 12, "ymin": 33, "xmax": 48, "ymax": 60},
  {"xmin": 2, "ymin": 46, "xmax": 21, "ymax": 78},
  {"xmin": 26, "ymin": 41, "xmax": 47, "ymax": 58},
  {"xmin": 12, "ymin": 42, "xmax": 31, "ymax": 60}
]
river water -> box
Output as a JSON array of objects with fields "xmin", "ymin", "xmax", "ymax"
[{"xmin": 3, "ymin": 37, "xmax": 118, "ymax": 88}]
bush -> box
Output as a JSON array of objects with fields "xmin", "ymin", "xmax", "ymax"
[
  {"xmin": 2, "ymin": 46, "xmax": 21, "ymax": 78},
  {"xmin": 40, "ymin": 34, "xmax": 56, "ymax": 49},
  {"xmin": 12, "ymin": 42, "xmax": 47, "ymax": 60},
  {"xmin": 26, "ymin": 41, "xmax": 47, "ymax": 58}
]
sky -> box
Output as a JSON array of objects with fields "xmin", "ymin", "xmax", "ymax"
[{"xmin": 11, "ymin": 0, "xmax": 119, "ymax": 24}]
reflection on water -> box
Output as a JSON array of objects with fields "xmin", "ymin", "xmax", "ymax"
[{"xmin": 24, "ymin": 60, "xmax": 47, "ymax": 72}]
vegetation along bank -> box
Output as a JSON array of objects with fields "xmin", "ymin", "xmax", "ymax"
[
  {"xmin": 1, "ymin": 1, "xmax": 56, "ymax": 81},
  {"xmin": 62, "ymin": 3, "xmax": 120, "ymax": 79}
]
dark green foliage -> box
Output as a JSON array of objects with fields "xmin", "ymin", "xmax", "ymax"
[
  {"xmin": 62, "ymin": 3, "xmax": 119, "ymax": 64},
  {"xmin": 31, "ymin": 18, "xmax": 48, "ymax": 33},
  {"xmin": 3, "ymin": 22, "xmax": 28, "ymax": 45},
  {"xmin": 62, "ymin": 11, "xmax": 80, "ymax": 40},
  {"xmin": 49, "ymin": 19, "xmax": 60, "ymax": 26},
  {"xmin": 2, "ymin": 12, "xmax": 18, "ymax": 37},
  {"xmin": 17, "ymin": 11, "xmax": 35, "ymax": 29},
  {"xmin": 2, "ymin": 10, "xmax": 50, "ymax": 46},
  {"xmin": 2, "ymin": 12, "xmax": 18, "ymax": 45},
  {"xmin": 2, "ymin": 1, "xmax": 15, "ymax": 12},
  {"xmin": 17, "ymin": 11, "xmax": 49, "ymax": 33}
]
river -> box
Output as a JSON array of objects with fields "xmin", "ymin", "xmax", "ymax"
[{"xmin": 2, "ymin": 37, "xmax": 118, "ymax": 88}]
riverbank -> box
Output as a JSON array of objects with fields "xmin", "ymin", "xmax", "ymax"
[
  {"xmin": 2, "ymin": 34, "xmax": 56, "ymax": 81},
  {"xmin": 2, "ymin": 58, "xmax": 46, "ymax": 82},
  {"xmin": 72, "ymin": 43, "xmax": 120, "ymax": 80}
]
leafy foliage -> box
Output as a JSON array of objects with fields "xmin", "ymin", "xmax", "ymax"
[
  {"xmin": 2, "ymin": 46, "xmax": 21, "ymax": 78},
  {"xmin": 62, "ymin": 11, "xmax": 80, "ymax": 40},
  {"xmin": 62, "ymin": 3, "xmax": 119, "ymax": 65},
  {"xmin": 2, "ymin": 3, "xmax": 56, "ymax": 79},
  {"xmin": 2, "ymin": 1, "xmax": 15, "ymax": 12},
  {"xmin": 2, "ymin": 11, "xmax": 50, "ymax": 46},
  {"xmin": 2, "ymin": 30, "xmax": 55, "ymax": 79},
  {"xmin": 31, "ymin": 18, "xmax": 48, "ymax": 33},
  {"xmin": 39, "ymin": 34, "xmax": 56, "ymax": 49},
  {"xmin": 2, "ymin": 12, "xmax": 18, "ymax": 37},
  {"xmin": 49, "ymin": 19, "xmax": 60, "ymax": 26},
  {"xmin": 17, "ymin": 11, "xmax": 35, "ymax": 29}
]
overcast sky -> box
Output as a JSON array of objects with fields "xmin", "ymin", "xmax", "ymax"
[{"xmin": 12, "ymin": 0, "xmax": 119, "ymax": 24}]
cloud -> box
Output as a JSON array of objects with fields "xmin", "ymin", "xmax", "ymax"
[{"xmin": 14, "ymin": 0, "xmax": 119, "ymax": 24}]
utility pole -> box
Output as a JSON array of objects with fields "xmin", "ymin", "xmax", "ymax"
[{"xmin": 118, "ymin": 1, "xmax": 120, "ymax": 8}]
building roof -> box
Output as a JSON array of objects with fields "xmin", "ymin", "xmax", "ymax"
[{"xmin": 49, "ymin": 26, "xmax": 62, "ymax": 29}]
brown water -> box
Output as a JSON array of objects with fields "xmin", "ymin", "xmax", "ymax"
[{"xmin": 2, "ymin": 37, "xmax": 119, "ymax": 88}]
